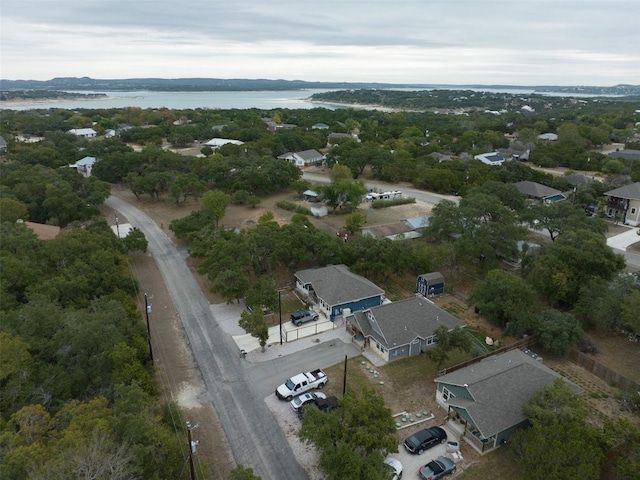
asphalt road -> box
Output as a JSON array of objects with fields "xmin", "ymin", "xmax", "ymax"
[
  {"xmin": 105, "ymin": 196, "xmax": 313, "ymax": 479},
  {"xmin": 302, "ymin": 172, "xmax": 461, "ymax": 205},
  {"xmin": 302, "ymin": 172, "xmax": 640, "ymax": 270}
]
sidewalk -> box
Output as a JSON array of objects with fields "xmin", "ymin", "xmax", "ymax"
[{"xmin": 606, "ymin": 225, "xmax": 640, "ymax": 251}]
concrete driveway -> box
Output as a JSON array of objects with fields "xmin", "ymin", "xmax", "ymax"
[{"xmin": 607, "ymin": 226, "xmax": 640, "ymax": 251}]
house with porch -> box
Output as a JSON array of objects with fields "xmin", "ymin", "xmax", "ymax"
[
  {"xmin": 435, "ymin": 349, "xmax": 580, "ymax": 454},
  {"xmin": 294, "ymin": 264, "xmax": 385, "ymax": 320},
  {"xmin": 278, "ymin": 149, "xmax": 325, "ymax": 167},
  {"xmin": 604, "ymin": 182, "xmax": 640, "ymax": 226},
  {"xmin": 68, "ymin": 128, "xmax": 97, "ymax": 138},
  {"xmin": 346, "ymin": 295, "xmax": 464, "ymax": 363}
]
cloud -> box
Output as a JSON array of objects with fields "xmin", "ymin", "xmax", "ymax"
[{"xmin": 2, "ymin": 0, "xmax": 639, "ymax": 85}]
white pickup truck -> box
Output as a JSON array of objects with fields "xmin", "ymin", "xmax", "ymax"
[{"xmin": 276, "ymin": 369, "xmax": 327, "ymax": 401}]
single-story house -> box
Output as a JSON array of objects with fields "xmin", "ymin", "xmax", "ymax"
[
  {"xmin": 327, "ymin": 132, "xmax": 358, "ymax": 145},
  {"xmin": 537, "ymin": 132, "xmax": 558, "ymax": 141},
  {"xmin": 346, "ymin": 295, "xmax": 465, "ymax": 362},
  {"xmin": 474, "ymin": 152, "xmax": 508, "ymax": 166},
  {"xmin": 515, "ymin": 181, "xmax": 566, "ymax": 203},
  {"xmin": 69, "ymin": 156, "xmax": 97, "ymax": 177},
  {"xmin": 361, "ymin": 215, "xmax": 430, "ymax": 241},
  {"xmin": 294, "ymin": 264, "xmax": 385, "ymax": 320},
  {"xmin": 564, "ymin": 173, "xmax": 593, "ymax": 187},
  {"xmin": 312, "ymin": 123, "xmax": 330, "ymax": 130},
  {"xmin": 204, "ymin": 138, "xmax": 244, "ymax": 148},
  {"xmin": 68, "ymin": 128, "xmax": 97, "ymax": 138},
  {"xmin": 417, "ymin": 272, "xmax": 445, "ymax": 297},
  {"xmin": 435, "ymin": 348, "xmax": 581, "ymax": 454},
  {"xmin": 604, "ymin": 182, "xmax": 640, "ymax": 226},
  {"xmin": 278, "ymin": 149, "xmax": 324, "ymax": 167}
]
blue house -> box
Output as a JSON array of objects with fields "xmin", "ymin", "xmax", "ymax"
[
  {"xmin": 435, "ymin": 349, "xmax": 581, "ymax": 454},
  {"xmin": 294, "ymin": 265, "xmax": 384, "ymax": 320}
]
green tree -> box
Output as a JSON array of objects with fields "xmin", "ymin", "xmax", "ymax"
[
  {"xmin": 469, "ymin": 269, "xmax": 537, "ymax": 329},
  {"xmin": 534, "ymin": 309, "xmax": 583, "ymax": 354},
  {"xmin": 527, "ymin": 230, "xmax": 626, "ymax": 306},
  {"xmin": 343, "ymin": 211, "xmax": 366, "ymax": 235},
  {"xmin": 511, "ymin": 421, "xmax": 604, "ymax": 480},
  {"xmin": 238, "ymin": 308, "xmax": 269, "ymax": 351},
  {"xmin": 245, "ymin": 276, "xmax": 278, "ymax": 313},
  {"xmin": 120, "ymin": 227, "xmax": 148, "ymax": 253},
  {"xmin": 0, "ymin": 198, "xmax": 29, "ymax": 223},
  {"xmin": 201, "ymin": 189, "xmax": 231, "ymax": 228},
  {"xmin": 212, "ymin": 268, "xmax": 250, "ymax": 304},
  {"xmin": 299, "ymin": 388, "xmax": 397, "ymax": 480},
  {"xmin": 425, "ymin": 325, "xmax": 472, "ymax": 369},
  {"xmin": 523, "ymin": 200, "xmax": 607, "ymax": 242},
  {"xmin": 522, "ymin": 378, "xmax": 587, "ymax": 426},
  {"xmin": 620, "ymin": 289, "xmax": 640, "ymax": 335}
]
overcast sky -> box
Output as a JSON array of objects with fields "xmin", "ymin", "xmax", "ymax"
[{"xmin": 2, "ymin": 0, "xmax": 639, "ymax": 86}]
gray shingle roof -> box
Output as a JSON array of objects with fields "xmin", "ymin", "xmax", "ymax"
[
  {"xmin": 436, "ymin": 349, "xmax": 580, "ymax": 438},
  {"xmin": 295, "ymin": 265, "xmax": 384, "ymax": 306},
  {"xmin": 351, "ymin": 296, "xmax": 464, "ymax": 348},
  {"xmin": 515, "ymin": 181, "xmax": 562, "ymax": 199},
  {"xmin": 604, "ymin": 182, "xmax": 640, "ymax": 200}
]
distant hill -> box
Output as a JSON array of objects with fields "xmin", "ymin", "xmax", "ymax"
[{"xmin": 1, "ymin": 77, "xmax": 638, "ymax": 96}]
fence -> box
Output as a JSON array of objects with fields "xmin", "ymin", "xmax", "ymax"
[
  {"xmin": 283, "ymin": 318, "xmax": 340, "ymax": 342},
  {"xmin": 437, "ymin": 336, "xmax": 537, "ymax": 377},
  {"xmin": 567, "ymin": 349, "xmax": 640, "ymax": 392}
]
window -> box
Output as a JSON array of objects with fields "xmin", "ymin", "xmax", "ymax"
[
  {"xmin": 631, "ymin": 207, "xmax": 637, "ymax": 215},
  {"xmin": 442, "ymin": 387, "xmax": 455, "ymax": 401},
  {"xmin": 426, "ymin": 335, "xmax": 435, "ymax": 345}
]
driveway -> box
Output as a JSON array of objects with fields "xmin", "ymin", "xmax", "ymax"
[{"xmin": 607, "ymin": 226, "xmax": 640, "ymax": 251}]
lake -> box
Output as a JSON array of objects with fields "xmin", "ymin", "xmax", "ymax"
[
  {"xmin": 1, "ymin": 86, "xmax": 613, "ymax": 111},
  {"xmin": 1, "ymin": 89, "xmax": 342, "ymax": 111}
]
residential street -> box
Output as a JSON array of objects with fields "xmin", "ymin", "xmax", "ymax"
[{"xmin": 105, "ymin": 196, "xmax": 311, "ymax": 479}]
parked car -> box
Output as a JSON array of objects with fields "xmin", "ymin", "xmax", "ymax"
[
  {"xmin": 383, "ymin": 456, "xmax": 403, "ymax": 480},
  {"xmin": 298, "ymin": 395, "xmax": 339, "ymax": 419},
  {"xmin": 418, "ymin": 456, "xmax": 456, "ymax": 479},
  {"xmin": 403, "ymin": 426, "xmax": 447, "ymax": 455},
  {"xmin": 290, "ymin": 309, "xmax": 319, "ymax": 326},
  {"xmin": 290, "ymin": 392, "xmax": 326, "ymax": 412}
]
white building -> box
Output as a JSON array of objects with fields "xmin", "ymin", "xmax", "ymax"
[{"xmin": 68, "ymin": 128, "xmax": 97, "ymax": 138}]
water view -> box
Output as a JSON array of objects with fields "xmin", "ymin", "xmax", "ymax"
[{"xmin": 2, "ymin": 89, "xmax": 341, "ymax": 111}]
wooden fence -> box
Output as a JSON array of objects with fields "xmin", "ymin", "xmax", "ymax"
[
  {"xmin": 437, "ymin": 336, "xmax": 537, "ymax": 377},
  {"xmin": 567, "ymin": 349, "xmax": 640, "ymax": 392}
]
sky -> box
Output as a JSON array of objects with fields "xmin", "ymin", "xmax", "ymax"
[{"xmin": 1, "ymin": 0, "xmax": 639, "ymax": 86}]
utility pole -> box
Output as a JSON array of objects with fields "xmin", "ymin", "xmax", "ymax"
[
  {"xmin": 115, "ymin": 213, "xmax": 120, "ymax": 238},
  {"xmin": 144, "ymin": 293, "xmax": 153, "ymax": 362},
  {"xmin": 186, "ymin": 421, "xmax": 199, "ymax": 480},
  {"xmin": 279, "ymin": 290, "xmax": 283, "ymax": 345},
  {"xmin": 342, "ymin": 355, "xmax": 348, "ymax": 395}
]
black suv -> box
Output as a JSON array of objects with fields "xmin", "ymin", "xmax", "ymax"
[
  {"xmin": 403, "ymin": 426, "xmax": 447, "ymax": 455},
  {"xmin": 290, "ymin": 309, "xmax": 319, "ymax": 326}
]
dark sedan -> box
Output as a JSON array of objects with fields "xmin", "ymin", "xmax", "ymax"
[
  {"xmin": 418, "ymin": 456, "xmax": 456, "ymax": 479},
  {"xmin": 403, "ymin": 426, "xmax": 447, "ymax": 455}
]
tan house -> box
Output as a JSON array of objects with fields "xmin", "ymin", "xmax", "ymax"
[{"xmin": 604, "ymin": 182, "xmax": 640, "ymax": 226}]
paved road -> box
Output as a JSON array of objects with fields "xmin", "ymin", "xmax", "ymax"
[
  {"xmin": 302, "ymin": 172, "xmax": 460, "ymax": 205},
  {"xmin": 302, "ymin": 172, "xmax": 640, "ymax": 270},
  {"xmin": 106, "ymin": 196, "xmax": 311, "ymax": 479}
]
